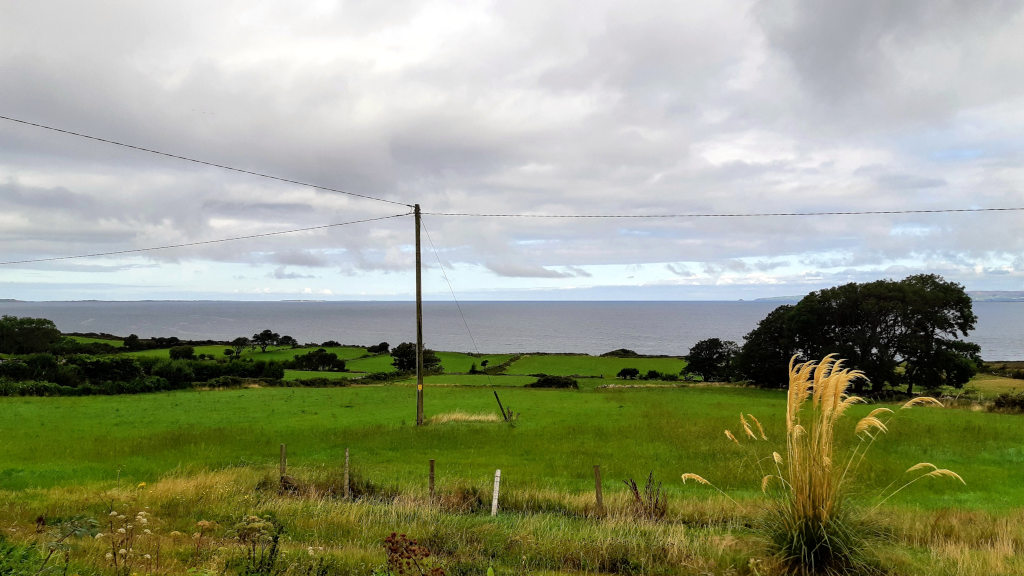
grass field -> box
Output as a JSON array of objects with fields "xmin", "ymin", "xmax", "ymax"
[
  {"xmin": 1, "ymin": 385, "xmax": 1020, "ymax": 508},
  {"xmin": 4, "ymin": 340, "xmax": 1024, "ymax": 575},
  {"xmin": 1, "ymin": 379, "xmax": 1023, "ymax": 575}
]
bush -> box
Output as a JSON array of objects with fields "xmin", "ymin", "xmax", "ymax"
[
  {"xmin": 527, "ymin": 375, "xmax": 578, "ymax": 389},
  {"xmin": 992, "ymin": 392, "xmax": 1024, "ymax": 413},
  {"xmin": 169, "ymin": 345, "xmax": 195, "ymax": 360},
  {"xmin": 288, "ymin": 348, "xmax": 346, "ymax": 372}
]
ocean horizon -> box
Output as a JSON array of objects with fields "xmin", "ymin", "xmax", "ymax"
[{"xmin": 0, "ymin": 299, "xmax": 1021, "ymax": 360}]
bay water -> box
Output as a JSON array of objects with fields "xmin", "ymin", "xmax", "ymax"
[{"xmin": 1, "ymin": 300, "xmax": 1021, "ymax": 360}]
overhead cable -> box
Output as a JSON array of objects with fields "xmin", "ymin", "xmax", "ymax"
[
  {"xmin": 0, "ymin": 114, "xmax": 411, "ymax": 208},
  {"xmin": 0, "ymin": 212, "xmax": 411, "ymax": 266},
  {"xmin": 425, "ymin": 207, "xmax": 1024, "ymax": 218}
]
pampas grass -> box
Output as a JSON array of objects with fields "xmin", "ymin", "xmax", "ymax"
[{"xmin": 683, "ymin": 354, "xmax": 964, "ymax": 575}]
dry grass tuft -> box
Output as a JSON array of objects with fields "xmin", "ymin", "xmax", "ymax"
[{"xmin": 426, "ymin": 412, "xmax": 502, "ymax": 424}]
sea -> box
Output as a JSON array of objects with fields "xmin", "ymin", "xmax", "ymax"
[{"xmin": 0, "ymin": 300, "xmax": 1021, "ymax": 360}]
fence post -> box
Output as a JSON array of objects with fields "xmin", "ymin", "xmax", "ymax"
[
  {"xmin": 344, "ymin": 447, "xmax": 350, "ymax": 500},
  {"xmin": 429, "ymin": 459, "xmax": 436, "ymax": 501},
  {"xmin": 491, "ymin": 469, "xmax": 502, "ymax": 516},
  {"xmin": 594, "ymin": 464, "xmax": 604, "ymax": 518},
  {"xmin": 279, "ymin": 444, "xmax": 286, "ymax": 477}
]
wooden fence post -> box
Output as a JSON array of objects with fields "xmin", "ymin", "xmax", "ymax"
[
  {"xmin": 344, "ymin": 448, "xmax": 350, "ymax": 500},
  {"xmin": 491, "ymin": 469, "xmax": 502, "ymax": 516},
  {"xmin": 279, "ymin": 444, "xmax": 286, "ymax": 477},
  {"xmin": 429, "ymin": 459, "xmax": 436, "ymax": 500},
  {"xmin": 594, "ymin": 464, "xmax": 604, "ymax": 518}
]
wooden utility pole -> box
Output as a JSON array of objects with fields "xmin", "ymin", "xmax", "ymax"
[{"xmin": 415, "ymin": 204, "xmax": 424, "ymax": 426}]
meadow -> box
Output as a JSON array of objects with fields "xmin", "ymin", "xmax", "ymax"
[{"xmin": 1, "ymin": 341, "xmax": 1023, "ymax": 575}]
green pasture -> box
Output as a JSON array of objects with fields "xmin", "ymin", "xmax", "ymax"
[
  {"xmin": 0, "ymin": 385, "xmax": 1019, "ymax": 512},
  {"xmin": 504, "ymin": 353, "xmax": 687, "ymax": 378},
  {"xmin": 68, "ymin": 335, "xmax": 124, "ymax": 346},
  {"xmin": 970, "ymin": 373, "xmax": 1024, "ymax": 396},
  {"xmin": 282, "ymin": 370, "xmax": 362, "ymax": 381}
]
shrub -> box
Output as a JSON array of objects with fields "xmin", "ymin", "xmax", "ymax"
[
  {"xmin": 992, "ymin": 392, "xmax": 1024, "ymax": 413},
  {"xmin": 288, "ymin": 348, "xmax": 346, "ymax": 372},
  {"xmin": 527, "ymin": 375, "xmax": 578, "ymax": 389},
  {"xmin": 169, "ymin": 345, "xmax": 195, "ymax": 360}
]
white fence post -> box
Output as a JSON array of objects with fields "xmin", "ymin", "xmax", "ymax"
[{"xmin": 491, "ymin": 469, "xmax": 502, "ymax": 516}]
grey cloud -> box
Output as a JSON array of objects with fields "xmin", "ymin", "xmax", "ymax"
[
  {"xmin": 853, "ymin": 166, "xmax": 947, "ymax": 190},
  {"xmin": 485, "ymin": 262, "xmax": 576, "ymax": 278},
  {"xmin": 666, "ymin": 263, "xmax": 694, "ymax": 277},
  {"xmin": 269, "ymin": 266, "xmax": 316, "ymax": 280},
  {"xmin": 265, "ymin": 251, "xmax": 331, "ymax": 268}
]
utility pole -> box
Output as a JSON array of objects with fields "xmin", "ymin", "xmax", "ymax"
[{"xmin": 415, "ymin": 204, "xmax": 424, "ymax": 426}]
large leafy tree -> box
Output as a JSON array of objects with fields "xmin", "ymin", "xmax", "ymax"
[
  {"xmin": 390, "ymin": 342, "xmax": 441, "ymax": 374},
  {"xmin": 684, "ymin": 338, "xmax": 739, "ymax": 382},
  {"xmin": 251, "ymin": 330, "xmax": 280, "ymax": 353},
  {"xmin": 0, "ymin": 316, "xmax": 62, "ymax": 354},
  {"xmin": 736, "ymin": 275, "xmax": 979, "ymax": 394}
]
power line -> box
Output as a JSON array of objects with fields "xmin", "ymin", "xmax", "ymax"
[
  {"xmin": 0, "ymin": 212, "xmax": 411, "ymax": 266},
  {"xmin": 421, "ymin": 217, "xmax": 496, "ymax": 388},
  {"xmin": 0, "ymin": 114, "xmax": 412, "ymax": 208},
  {"xmin": 425, "ymin": 207, "xmax": 1024, "ymax": 218}
]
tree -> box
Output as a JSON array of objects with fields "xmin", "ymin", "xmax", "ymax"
[
  {"xmin": 684, "ymin": 338, "xmax": 739, "ymax": 382},
  {"xmin": 735, "ymin": 305, "xmax": 797, "ymax": 388},
  {"xmin": 252, "ymin": 330, "xmax": 280, "ymax": 353},
  {"xmin": 0, "ymin": 316, "xmax": 62, "ymax": 354},
  {"xmin": 390, "ymin": 342, "xmax": 441, "ymax": 373},
  {"xmin": 230, "ymin": 337, "xmax": 251, "ymax": 359},
  {"xmin": 366, "ymin": 342, "xmax": 390, "ymax": 354},
  {"xmin": 736, "ymin": 275, "xmax": 979, "ymax": 394},
  {"xmin": 616, "ymin": 367, "xmax": 640, "ymax": 379},
  {"xmin": 123, "ymin": 334, "xmax": 141, "ymax": 351},
  {"xmin": 277, "ymin": 335, "xmax": 298, "ymax": 348}
]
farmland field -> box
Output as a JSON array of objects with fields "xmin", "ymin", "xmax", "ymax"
[
  {"xmin": 2, "ymin": 335, "xmax": 1024, "ymax": 575},
  {"xmin": 1, "ymin": 374, "xmax": 1023, "ymax": 575}
]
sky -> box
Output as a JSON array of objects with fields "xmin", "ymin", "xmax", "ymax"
[{"xmin": 2, "ymin": 0, "xmax": 1024, "ymax": 301}]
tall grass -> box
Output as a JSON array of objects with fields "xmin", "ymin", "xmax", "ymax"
[{"xmin": 684, "ymin": 355, "xmax": 964, "ymax": 575}]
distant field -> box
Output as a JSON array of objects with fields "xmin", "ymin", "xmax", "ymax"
[
  {"xmin": 68, "ymin": 335, "xmax": 124, "ymax": 346},
  {"xmin": 505, "ymin": 353, "xmax": 687, "ymax": 378},
  {"xmin": 969, "ymin": 373, "xmax": 1024, "ymax": 396}
]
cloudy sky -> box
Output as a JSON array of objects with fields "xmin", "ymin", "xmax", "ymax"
[{"xmin": 2, "ymin": 0, "xmax": 1024, "ymax": 301}]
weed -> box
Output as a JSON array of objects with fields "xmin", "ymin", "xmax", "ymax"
[
  {"xmin": 35, "ymin": 515, "xmax": 97, "ymax": 575},
  {"xmin": 102, "ymin": 508, "xmax": 158, "ymax": 576},
  {"xmin": 382, "ymin": 533, "xmax": 445, "ymax": 576},
  {"xmin": 623, "ymin": 472, "xmax": 666, "ymax": 521},
  {"xmin": 232, "ymin": 515, "xmax": 284, "ymax": 576}
]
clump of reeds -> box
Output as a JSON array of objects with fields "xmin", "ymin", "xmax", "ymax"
[
  {"xmin": 683, "ymin": 354, "xmax": 964, "ymax": 575},
  {"xmin": 623, "ymin": 471, "xmax": 667, "ymax": 521}
]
